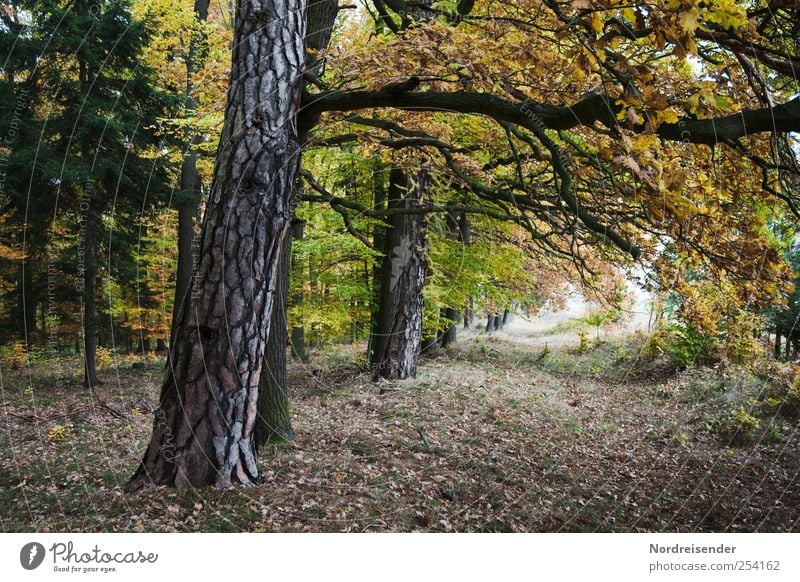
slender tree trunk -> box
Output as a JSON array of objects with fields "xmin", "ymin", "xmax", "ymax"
[
  {"xmin": 368, "ymin": 163, "xmax": 387, "ymax": 365},
  {"xmin": 288, "ymin": 220, "xmax": 307, "ymax": 361},
  {"xmin": 19, "ymin": 260, "xmax": 36, "ymax": 341},
  {"xmin": 373, "ymin": 168, "xmax": 429, "ymax": 380},
  {"xmin": 77, "ymin": 57, "xmax": 99, "ymax": 387},
  {"xmin": 421, "ymin": 335, "xmax": 438, "ymax": 354},
  {"xmin": 39, "ymin": 299, "xmax": 46, "ymax": 340},
  {"xmin": 439, "ymin": 206, "xmax": 460, "ymax": 348},
  {"xmin": 775, "ymin": 327, "xmax": 782, "ymax": 360},
  {"xmin": 128, "ymin": 0, "xmax": 306, "ymax": 489},
  {"xmin": 83, "ymin": 212, "xmax": 99, "ymax": 387},
  {"xmin": 289, "ymin": 325, "xmax": 306, "ymax": 360},
  {"xmin": 253, "ymin": 0, "xmax": 338, "ymax": 447},
  {"xmin": 171, "ymin": 0, "xmax": 210, "ymax": 346},
  {"xmin": 256, "ymin": 229, "xmax": 295, "ymax": 446},
  {"xmin": 456, "ymin": 212, "xmax": 473, "ymax": 330},
  {"xmin": 441, "ymin": 307, "xmax": 459, "ymax": 347}
]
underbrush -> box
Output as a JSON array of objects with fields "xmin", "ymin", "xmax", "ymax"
[{"xmin": 460, "ymin": 331, "xmax": 795, "ymax": 451}]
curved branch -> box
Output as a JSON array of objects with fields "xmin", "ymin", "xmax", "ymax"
[{"xmin": 302, "ymin": 84, "xmax": 800, "ymax": 145}]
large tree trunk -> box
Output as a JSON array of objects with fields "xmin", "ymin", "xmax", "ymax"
[
  {"xmin": 171, "ymin": 0, "xmax": 210, "ymax": 346},
  {"xmin": 256, "ymin": 227, "xmax": 295, "ymax": 446},
  {"xmin": 82, "ymin": 211, "xmax": 99, "ymax": 387},
  {"xmin": 128, "ymin": 0, "xmax": 306, "ymax": 489},
  {"xmin": 373, "ymin": 168, "xmax": 429, "ymax": 381}
]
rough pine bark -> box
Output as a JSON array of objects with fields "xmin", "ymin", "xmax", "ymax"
[
  {"xmin": 128, "ymin": 0, "xmax": 306, "ymax": 489},
  {"xmin": 373, "ymin": 168, "xmax": 429, "ymax": 381}
]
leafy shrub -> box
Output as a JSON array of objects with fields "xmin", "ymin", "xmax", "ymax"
[
  {"xmin": 761, "ymin": 363, "xmax": 800, "ymax": 418},
  {"xmin": 45, "ymin": 423, "xmax": 72, "ymax": 443},
  {"xmin": 718, "ymin": 311, "xmax": 761, "ymax": 365},
  {"xmin": 783, "ymin": 384, "xmax": 800, "ymax": 417},
  {"xmin": 670, "ymin": 431, "xmax": 689, "ymax": 446},
  {"xmin": 25, "ymin": 344, "xmax": 48, "ymax": 365},
  {"xmin": 772, "ymin": 366, "xmax": 800, "ymax": 417},
  {"xmin": 662, "ymin": 323, "xmax": 716, "ymax": 368},
  {"xmin": 577, "ymin": 331, "xmax": 589, "ymax": 354},
  {"xmin": 96, "ymin": 346, "xmax": 114, "ymax": 368},
  {"xmin": 713, "ymin": 406, "xmax": 761, "ymax": 446},
  {"xmin": 1, "ymin": 341, "xmax": 28, "ymax": 369},
  {"xmin": 767, "ymin": 424, "xmax": 782, "ymax": 443},
  {"xmin": 644, "ymin": 325, "xmax": 669, "ymax": 358}
]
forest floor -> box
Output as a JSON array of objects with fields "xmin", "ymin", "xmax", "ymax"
[{"xmin": 2, "ymin": 312, "xmax": 800, "ymax": 532}]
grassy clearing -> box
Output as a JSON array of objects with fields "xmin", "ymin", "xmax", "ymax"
[{"xmin": 1, "ymin": 337, "xmax": 799, "ymax": 532}]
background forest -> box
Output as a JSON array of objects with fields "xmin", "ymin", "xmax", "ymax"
[{"xmin": 2, "ymin": 0, "xmax": 800, "ymax": 531}]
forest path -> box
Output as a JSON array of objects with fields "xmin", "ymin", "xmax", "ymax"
[{"xmin": 466, "ymin": 286, "xmax": 655, "ymax": 350}]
